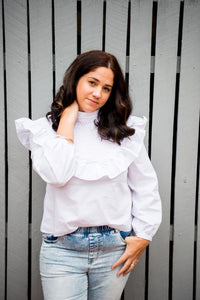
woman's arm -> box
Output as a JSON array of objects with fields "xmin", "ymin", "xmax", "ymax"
[
  {"xmin": 112, "ymin": 143, "xmax": 161, "ymax": 276},
  {"xmin": 15, "ymin": 102, "xmax": 79, "ymax": 187}
]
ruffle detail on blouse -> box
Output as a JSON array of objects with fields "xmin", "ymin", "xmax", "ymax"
[
  {"xmin": 15, "ymin": 117, "xmax": 55, "ymax": 150},
  {"xmin": 15, "ymin": 115, "xmax": 147, "ymax": 182},
  {"xmin": 122, "ymin": 115, "xmax": 147, "ymax": 161},
  {"xmin": 73, "ymin": 116, "xmax": 147, "ymax": 180}
]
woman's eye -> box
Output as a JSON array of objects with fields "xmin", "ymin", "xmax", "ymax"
[
  {"xmin": 89, "ymin": 81, "xmax": 95, "ymax": 86},
  {"xmin": 104, "ymin": 87, "xmax": 111, "ymax": 92}
]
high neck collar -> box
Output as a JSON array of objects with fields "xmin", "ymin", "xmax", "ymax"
[{"xmin": 77, "ymin": 110, "xmax": 99, "ymax": 123}]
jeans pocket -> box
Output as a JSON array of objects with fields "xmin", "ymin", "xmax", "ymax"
[
  {"xmin": 42, "ymin": 234, "xmax": 59, "ymax": 244},
  {"xmin": 116, "ymin": 230, "xmax": 131, "ymax": 243}
]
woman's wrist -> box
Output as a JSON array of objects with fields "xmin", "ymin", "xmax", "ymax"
[
  {"xmin": 57, "ymin": 118, "xmax": 74, "ymax": 143},
  {"xmin": 57, "ymin": 102, "xmax": 79, "ymax": 142}
]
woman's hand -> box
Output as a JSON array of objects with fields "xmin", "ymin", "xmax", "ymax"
[
  {"xmin": 57, "ymin": 101, "xmax": 79, "ymax": 143},
  {"xmin": 60, "ymin": 101, "xmax": 79, "ymax": 125},
  {"xmin": 112, "ymin": 236, "xmax": 150, "ymax": 277}
]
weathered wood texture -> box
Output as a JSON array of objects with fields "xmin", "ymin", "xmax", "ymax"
[
  {"xmin": 0, "ymin": 1, "xmax": 199, "ymax": 299},
  {"xmin": 105, "ymin": 0, "xmax": 129, "ymax": 74},
  {"xmin": 29, "ymin": 1, "xmax": 53, "ymax": 299},
  {"xmin": 148, "ymin": 1, "xmax": 180, "ymax": 299},
  {"xmin": 4, "ymin": 0, "xmax": 29, "ymax": 299},
  {"xmin": 54, "ymin": 0, "xmax": 77, "ymax": 90},
  {"xmin": 129, "ymin": 0, "xmax": 153, "ymax": 137},
  {"xmin": 125, "ymin": 2, "xmax": 153, "ymax": 299},
  {"xmin": 0, "ymin": 0, "xmax": 5, "ymax": 299},
  {"xmin": 81, "ymin": 0, "xmax": 104, "ymax": 52},
  {"xmin": 172, "ymin": 0, "xmax": 200, "ymax": 299}
]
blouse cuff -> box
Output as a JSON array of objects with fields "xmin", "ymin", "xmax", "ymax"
[
  {"xmin": 56, "ymin": 135, "xmax": 74, "ymax": 144},
  {"xmin": 132, "ymin": 219, "xmax": 161, "ymax": 242},
  {"xmin": 134, "ymin": 233, "xmax": 153, "ymax": 242}
]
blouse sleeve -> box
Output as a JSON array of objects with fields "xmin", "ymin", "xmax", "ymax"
[
  {"xmin": 127, "ymin": 143, "xmax": 162, "ymax": 241},
  {"xmin": 15, "ymin": 117, "xmax": 75, "ymax": 187}
]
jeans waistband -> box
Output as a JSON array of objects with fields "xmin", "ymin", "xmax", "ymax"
[
  {"xmin": 75, "ymin": 226, "xmax": 131, "ymax": 239},
  {"xmin": 75, "ymin": 226, "xmax": 116, "ymax": 234}
]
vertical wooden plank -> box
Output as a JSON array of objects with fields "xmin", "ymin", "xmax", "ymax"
[
  {"xmin": 148, "ymin": 1, "xmax": 180, "ymax": 299},
  {"xmin": 129, "ymin": 0, "xmax": 153, "ymax": 121},
  {"xmin": 0, "ymin": 1, "xmax": 5, "ymax": 298},
  {"xmin": 105, "ymin": 0, "xmax": 129, "ymax": 74},
  {"xmin": 4, "ymin": 0, "xmax": 29, "ymax": 299},
  {"xmin": 125, "ymin": 1, "xmax": 153, "ymax": 299},
  {"xmin": 29, "ymin": 1, "xmax": 53, "ymax": 299},
  {"xmin": 29, "ymin": 0, "xmax": 53, "ymax": 117},
  {"xmin": 81, "ymin": 0, "xmax": 104, "ymax": 52},
  {"xmin": 54, "ymin": 0, "xmax": 77, "ymax": 90},
  {"xmin": 173, "ymin": 0, "xmax": 200, "ymax": 299}
]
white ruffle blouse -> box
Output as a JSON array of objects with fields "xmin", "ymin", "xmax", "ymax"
[{"xmin": 15, "ymin": 110, "xmax": 162, "ymax": 241}]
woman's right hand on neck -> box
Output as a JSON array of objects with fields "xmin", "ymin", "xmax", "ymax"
[
  {"xmin": 56, "ymin": 101, "xmax": 79, "ymax": 143},
  {"xmin": 60, "ymin": 101, "xmax": 79, "ymax": 125}
]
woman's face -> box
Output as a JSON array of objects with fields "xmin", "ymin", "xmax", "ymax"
[{"xmin": 76, "ymin": 67, "xmax": 114, "ymax": 112}]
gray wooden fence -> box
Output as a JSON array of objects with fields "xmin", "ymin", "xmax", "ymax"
[{"xmin": 0, "ymin": 0, "xmax": 200, "ymax": 299}]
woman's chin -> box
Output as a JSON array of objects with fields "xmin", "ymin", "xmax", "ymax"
[{"xmin": 78, "ymin": 106, "xmax": 98, "ymax": 113}]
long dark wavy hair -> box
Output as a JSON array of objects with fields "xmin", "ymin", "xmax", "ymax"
[{"xmin": 46, "ymin": 50, "xmax": 135, "ymax": 144}]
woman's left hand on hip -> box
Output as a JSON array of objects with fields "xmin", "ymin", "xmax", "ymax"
[{"xmin": 111, "ymin": 236, "xmax": 150, "ymax": 277}]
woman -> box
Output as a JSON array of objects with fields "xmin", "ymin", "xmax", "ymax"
[{"xmin": 15, "ymin": 50, "xmax": 161, "ymax": 300}]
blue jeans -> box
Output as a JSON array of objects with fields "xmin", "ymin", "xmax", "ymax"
[{"xmin": 40, "ymin": 226, "xmax": 131, "ymax": 300}]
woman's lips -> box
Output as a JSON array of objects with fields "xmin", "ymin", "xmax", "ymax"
[{"xmin": 87, "ymin": 98, "xmax": 98, "ymax": 105}]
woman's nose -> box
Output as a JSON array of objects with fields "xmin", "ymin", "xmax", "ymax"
[{"xmin": 93, "ymin": 87, "xmax": 101, "ymax": 98}]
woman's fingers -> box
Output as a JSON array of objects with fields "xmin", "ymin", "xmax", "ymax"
[
  {"xmin": 111, "ymin": 247, "xmax": 137, "ymax": 277},
  {"xmin": 123, "ymin": 262, "xmax": 136, "ymax": 276},
  {"xmin": 61, "ymin": 101, "xmax": 79, "ymax": 124},
  {"xmin": 112, "ymin": 236, "xmax": 150, "ymax": 276},
  {"xmin": 111, "ymin": 252, "xmax": 128, "ymax": 270},
  {"xmin": 116, "ymin": 258, "xmax": 134, "ymax": 277}
]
